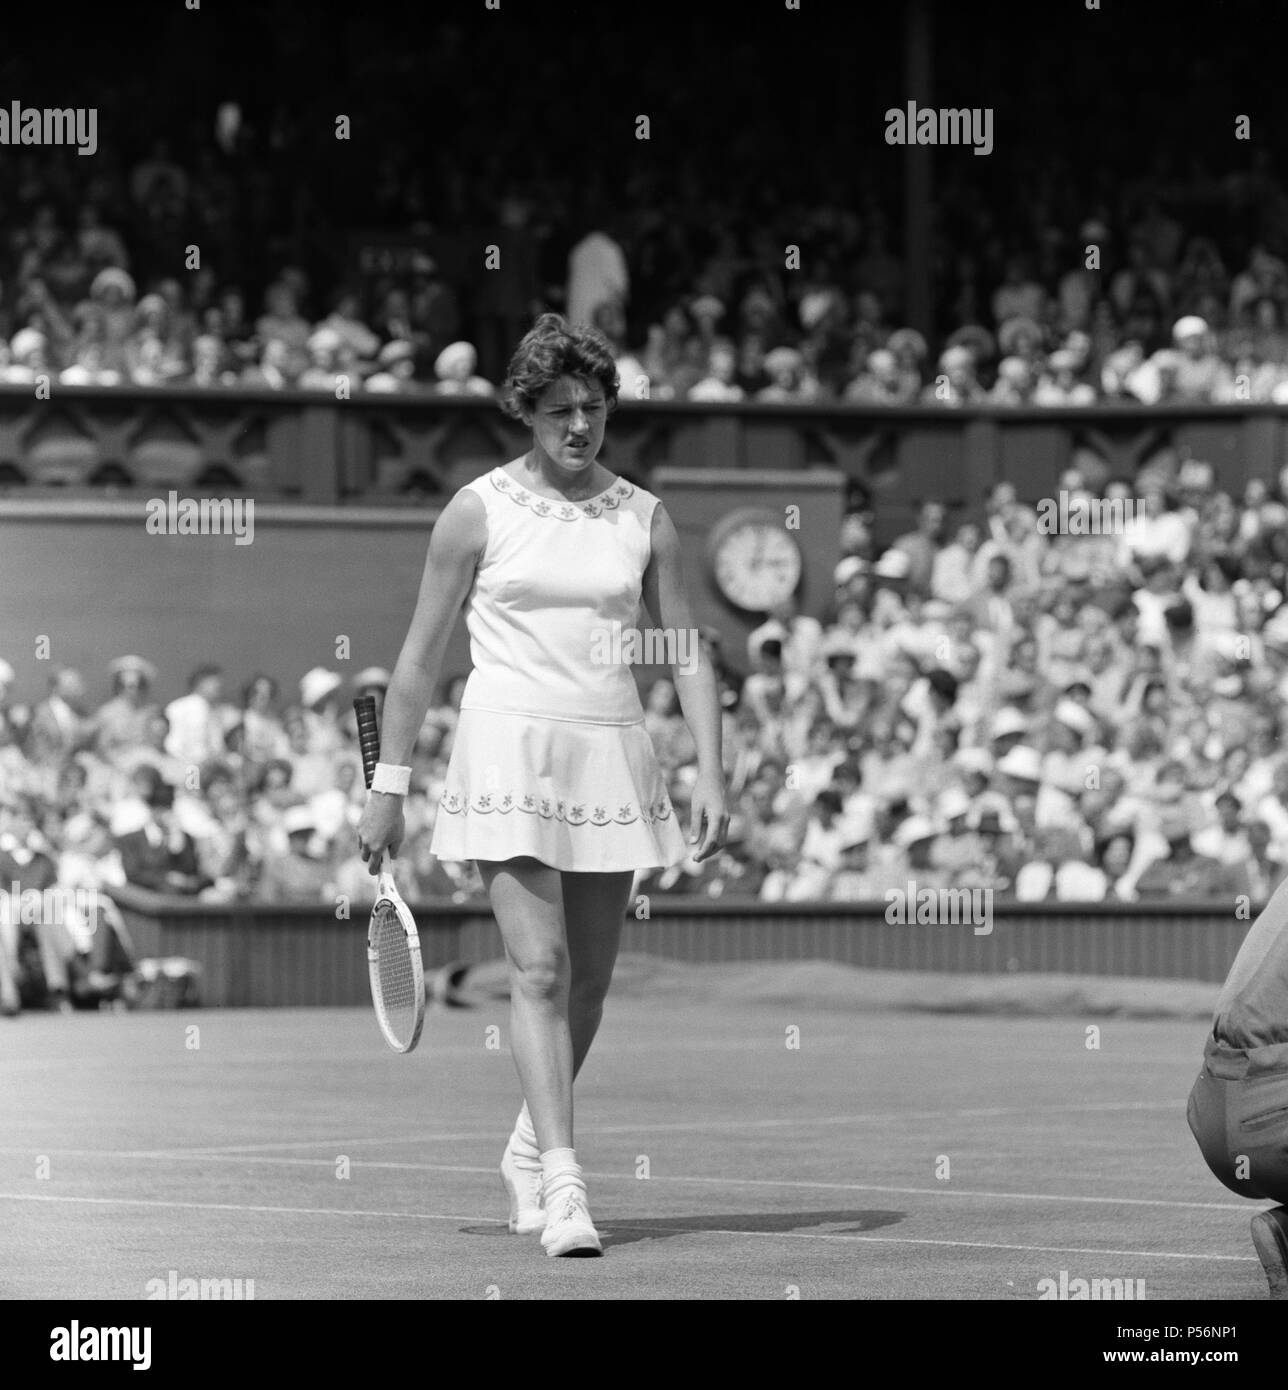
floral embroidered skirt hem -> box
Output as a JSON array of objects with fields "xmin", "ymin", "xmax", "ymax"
[{"xmin": 429, "ymin": 708, "xmax": 689, "ymax": 872}]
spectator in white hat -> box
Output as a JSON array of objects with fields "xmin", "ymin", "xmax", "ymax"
[
  {"xmin": 995, "ymin": 741, "xmax": 1043, "ymax": 790},
  {"xmin": 74, "ymin": 268, "xmax": 136, "ymax": 374},
  {"xmin": 298, "ymin": 667, "xmax": 345, "ymax": 757},
  {"xmin": 985, "ymin": 708, "xmax": 1029, "ymax": 768},
  {"xmin": 4, "ymin": 328, "xmax": 49, "ymax": 384},
  {"xmin": 298, "ymin": 326, "xmax": 351, "ymax": 392},
  {"xmin": 890, "ymin": 502, "xmax": 947, "ymax": 601},
  {"xmin": 1041, "ymin": 700, "xmax": 1105, "ymax": 822},
  {"xmin": 94, "ymin": 656, "xmax": 159, "ymax": 759},
  {"xmin": 921, "ymin": 344, "xmax": 983, "ymax": 406},
  {"xmin": 353, "ymin": 666, "xmax": 391, "ymax": 708},
  {"xmin": 756, "ymin": 346, "xmax": 809, "ymax": 402},
  {"xmin": 832, "ymin": 554, "xmax": 869, "ymax": 599},
  {"xmin": 363, "ymin": 340, "xmax": 418, "ymax": 393},
  {"xmin": 929, "ymin": 784, "xmax": 977, "ymax": 878},
  {"xmin": 1170, "ymin": 315, "xmax": 1223, "ymax": 401},
  {"xmin": 688, "ymin": 342, "xmax": 745, "ymax": 402},
  {"xmin": 872, "ymin": 546, "xmax": 913, "ymax": 593},
  {"xmin": 433, "ymin": 340, "xmax": 494, "ymax": 396},
  {"xmin": 747, "ymin": 596, "xmax": 824, "ymax": 685},
  {"xmin": 828, "ymin": 829, "xmax": 885, "ymax": 901},
  {"xmin": 989, "ymin": 354, "xmax": 1037, "ymax": 405},
  {"xmin": 817, "ymin": 632, "xmax": 865, "ymax": 730},
  {"xmin": 129, "ymin": 293, "xmax": 186, "ymax": 380},
  {"xmin": 889, "ymin": 813, "xmax": 951, "ymax": 890},
  {"xmin": 844, "ymin": 347, "xmax": 917, "ymax": 405},
  {"xmin": 257, "ymin": 805, "xmax": 333, "ymax": 903}
]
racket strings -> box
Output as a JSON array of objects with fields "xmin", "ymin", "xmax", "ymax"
[{"xmin": 372, "ymin": 902, "xmax": 420, "ymax": 1044}]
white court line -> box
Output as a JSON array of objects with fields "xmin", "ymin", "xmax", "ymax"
[
  {"xmin": 0, "ymin": 1192, "xmax": 1255, "ymax": 1263},
  {"xmin": 0, "ymin": 1150, "xmax": 1263, "ymax": 1213},
  {"xmin": 26, "ymin": 1100, "xmax": 1178, "ymax": 1159},
  {"xmin": 0, "ymin": 1134, "xmax": 492, "ymax": 1158}
]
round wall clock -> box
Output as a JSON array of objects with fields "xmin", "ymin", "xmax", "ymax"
[{"xmin": 707, "ymin": 507, "xmax": 803, "ymax": 612}]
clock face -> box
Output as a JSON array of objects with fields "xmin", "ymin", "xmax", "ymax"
[{"xmin": 710, "ymin": 514, "xmax": 803, "ymax": 611}]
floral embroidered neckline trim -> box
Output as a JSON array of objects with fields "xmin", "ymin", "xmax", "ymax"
[{"xmin": 490, "ymin": 468, "xmax": 634, "ymax": 519}]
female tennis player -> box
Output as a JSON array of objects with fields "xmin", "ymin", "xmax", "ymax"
[{"xmin": 356, "ymin": 313, "xmax": 728, "ymax": 1256}]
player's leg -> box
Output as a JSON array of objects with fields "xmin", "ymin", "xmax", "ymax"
[
  {"xmin": 563, "ymin": 868, "xmax": 633, "ymax": 1076},
  {"xmin": 494, "ymin": 867, "xmax": 630, "ymax": 1236},
  {"xmin": 1189, "ymin": 1048, "xmax": 1288, "ymax": 1298},
  {"xmin": 479, "ymin": 855, "xmax": 600, "ymax": 1253},
  {"xmin": 478, "ymin": 856, "xmax": 572, "ymax": 1152},
  {"xmin": 1251, "ymin": 1207, "xmax": 1288, "ymax": 1299},
  {"xmin": 1240, "ymin": 1070, "xmax": 1288, "ymax": 1299}
]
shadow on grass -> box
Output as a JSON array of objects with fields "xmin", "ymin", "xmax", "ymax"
[{"xmin": 460, "ymin": 1209, "xmax": 906, "ymax": 1244}]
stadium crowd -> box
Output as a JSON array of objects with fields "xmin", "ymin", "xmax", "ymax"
[
  {"xmin": 3, "ymin": 9, "xmax": 1288, "ymax": 410},
  {"xmin": 4, "ymin": 441, "xmax": 1288, "ymax": 1014},
  {"xmin": 7, "ymin": 182, "xmax": 1288, "ymax": 411},
  {"xmin": 5, "ymin": 10, "xmax": 1288, "ymax": 1009}
]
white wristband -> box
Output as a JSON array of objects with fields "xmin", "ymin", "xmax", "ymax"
[{"xmin": 371, "ymin": 762, "xmax": 411, "ymax": 795}]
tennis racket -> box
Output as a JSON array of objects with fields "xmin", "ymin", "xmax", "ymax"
[{"xmin": 355, "ymin": 695, "xmax": 425, "ymax": 1054}]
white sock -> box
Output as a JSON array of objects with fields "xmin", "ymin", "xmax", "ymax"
[
  {"xmin": 540, "ymin": 1146, "xmax": 584, "ymax": 1203},
  {"xmin": 510, "ymin": 1102, "xmax": 539, "ymax": 1161}
]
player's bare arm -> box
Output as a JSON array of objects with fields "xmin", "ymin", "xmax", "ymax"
[
  {"xmin": 641, "ymin": 501, "xmax": 728, "ymax": 862},
  {"xmin": 356, "ymin": 489, "xmax": 486, "ymax": 869}
]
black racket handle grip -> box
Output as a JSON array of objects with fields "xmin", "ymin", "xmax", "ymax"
[{"xmin": 354, "ymin": 696, "xmax": 381, "ymax": 789}]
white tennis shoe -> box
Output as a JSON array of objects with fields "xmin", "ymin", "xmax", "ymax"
[
  {"xmin": 540, "ymin": 1186, "xmax": 603, "ymax": 1257},
  {"xmin": 501, "ymin": 1141, "xmax": 546, "ymax": 1234}
]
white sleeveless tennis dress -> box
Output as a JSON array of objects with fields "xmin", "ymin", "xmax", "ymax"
[{"xmin": 429, "ymin": 465, "xmax": 688, "ymax": 873}]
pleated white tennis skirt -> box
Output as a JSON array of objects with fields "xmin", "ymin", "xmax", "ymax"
[{"xmin": 429, "ymin": 708, "xmax": 688, "ymax": 872}]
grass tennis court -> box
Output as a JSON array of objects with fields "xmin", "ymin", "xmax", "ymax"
[{"xmin": 0, "ymin": 970, "xmax": 1273, "ymax": 1301}]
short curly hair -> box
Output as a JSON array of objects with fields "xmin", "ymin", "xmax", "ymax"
[{"xmin": 500, "ymin": 312, "xmax": 619, "ymax": 420}]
